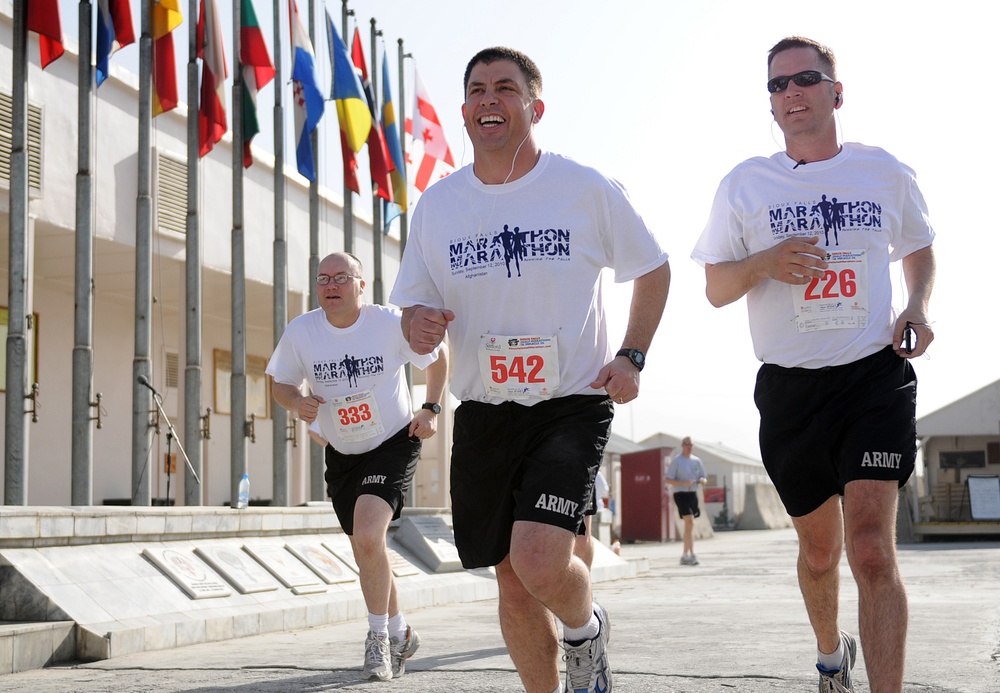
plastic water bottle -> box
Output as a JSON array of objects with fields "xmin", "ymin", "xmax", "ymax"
[{"xmin": 237, "ymin": 473, "xmax": 250, "ymax": 509}]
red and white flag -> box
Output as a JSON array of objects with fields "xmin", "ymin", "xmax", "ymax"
[
  {"xmin": 406, "ymin": 67, "xmax": 454, "ymax": 193},
  {"xmin": 197, "ymin": 0, "xmax": 228, "ymax": 157}
]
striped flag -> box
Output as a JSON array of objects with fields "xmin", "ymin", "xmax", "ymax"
[
  {"xmin": 289, "ymin": 0, "xmax": 325, "ymax": 181},
  {"xmin": 350, "ymin": 28, "xmax": 393, "ymax": 202},
  {"xmin": 197, "ymin": 0, "xmax": 227, "ymax": 157},
  {"xmin": 381, "ymin": 51, "xmax": 406, "ymax": 227},
  {"xmin": 96, "ymin": 0, "xmax": 134, "ymax": 86},
  {"xmin": 240, "ymin": 0, "xmax": 275, "ymax": 168},
  {"xmin": 152, "ymin": 0, "xmax": 183, "ymax": 116},
  {"xmin": 27, "ymin": 0, "xmax": 65, "ymax": 69},
  {"xmin": 407, "ymin": 67, "xmax": 454, "ymax": 192},
  {"xmin": 325, "ymin": 13, "xmax": 370, "ymax": 193}
]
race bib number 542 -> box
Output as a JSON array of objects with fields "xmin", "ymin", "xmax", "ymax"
[{"xmin": 478, "ymin": 334, "xmax": 559, "ymax": 400}]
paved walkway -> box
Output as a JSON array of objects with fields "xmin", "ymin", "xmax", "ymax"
[{"xmin": 1, "ymin": 528, "xmax": 997, "ymax": 692}]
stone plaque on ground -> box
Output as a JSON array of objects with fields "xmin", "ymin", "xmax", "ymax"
[
  {"xmin": 386, "ymin": 545, "xmax": 421, "ymax": 577},
  {"xmin": 285, "ymin": 543, "xmax": 358, "ymax": 585},
  {"xmin": 243, "ymin": 545, "xmax": 327, "ymax": 594},
  {"xmin": 393, "ymin": 516, "xmax": 463, "ymax": 573},
  {"xmin": 322, "ymin": 536, "xmax": 360, "ymax": 575},
  {"xmin": 195, "ymin": 545, "xmax": 280, "ymax": 594},
  {"xmin": 143, "ymin": 547, "xmax": 232, "ymax": 599}
]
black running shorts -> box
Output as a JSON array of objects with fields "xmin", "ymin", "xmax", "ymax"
[
  {"xmin": 673, "ymin": 491, "xmax": 701, "ymax": 519},
  {"xmin": 324, "ymin": 425, "xmax": 421, "ymax": 535},
  {"xmin": 450, "ymin": 395, "xmax": 614, "ymax": 569},
  {"xmin": 754, "ymin": 346, "xmax": 917, "ymax": 518}
]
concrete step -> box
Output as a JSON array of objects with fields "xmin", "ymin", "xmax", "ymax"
[{"xmin": 0, "ymin": 621, "xmax": 76, "ymax": 674}]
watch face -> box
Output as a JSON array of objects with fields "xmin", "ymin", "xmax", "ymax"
[
  {"xmin": 633, "ymin": 351, "xmax": 645, "ymax": 365},
  {"xmin": 423, "ymin": 403, "xmax": 441, "ymax": 414}
]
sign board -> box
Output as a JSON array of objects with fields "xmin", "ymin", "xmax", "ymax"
[{"xmin": 968, "ymin": 475, "xmax": 1000, "ymax": 520}]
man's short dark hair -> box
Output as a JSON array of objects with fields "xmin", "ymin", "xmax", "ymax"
[
  {"xmin": 767, "ymin": 36, "xmax": 837, "ymax": 80},
  {"xmin": 464, "ymin": 47, "xmax": 543, "ymax": 99}
]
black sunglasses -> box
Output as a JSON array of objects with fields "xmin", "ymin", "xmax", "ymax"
[{"xmin": 767, "ymin": 70, "xmax": 835, "ymax": 94}]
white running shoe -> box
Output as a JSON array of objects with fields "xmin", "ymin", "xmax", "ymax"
[
  {"xmin": 389, "ymin": 626, "xmax": 421, "ymax": 678},
  {"xmin": 562, "ymin": 603, "xmax": 612, "ymax": 693},
  {"xmin": 817, "ymin": 631, "xmax": 857, "ymax": 693},
  {"xmin": 361, "ymin": 630, "xmax": 392, "ymax": 681}
]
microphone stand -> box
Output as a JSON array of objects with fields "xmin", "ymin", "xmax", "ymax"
[{"xmin": 147, "ymin": 386, "xmax": 202, "ymax": 487}]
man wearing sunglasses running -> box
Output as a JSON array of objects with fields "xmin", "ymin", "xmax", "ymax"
[{"xmin": 693, "ymin": 37, "xmax": 936, "ymax": 693}]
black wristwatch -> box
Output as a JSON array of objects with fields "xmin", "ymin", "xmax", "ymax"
[
  {"xmin": 616, "ymin": 348, "xmax": 645, "ymax": 372},
  {"xmin": 421, "ymin": 402, "xmax": 441, "ymax": 415}
]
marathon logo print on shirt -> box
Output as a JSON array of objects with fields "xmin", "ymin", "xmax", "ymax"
[
  {"xmin": 769, "ymin": 194, "xmax": 882, "ymax": 246},
  {"xmin": 312, "ymin": 354, "xmax": 385, "ymax": 385},
  {"xmin": 449, "ymin": 224, "xmax": 571, "ymax": 279}
]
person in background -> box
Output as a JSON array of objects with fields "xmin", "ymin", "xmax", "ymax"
[
  {"xmin": 267, "ymin": 252, "xmax": 449, "ymax": 682},
  {"xmin": 665, "ymin": 437, "xmax": 707, "ymax": 566}
]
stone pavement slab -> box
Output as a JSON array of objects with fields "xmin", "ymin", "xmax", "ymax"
[{"xmin": 1, "ymin": 528, "xmax": 997, "ymax": 692}]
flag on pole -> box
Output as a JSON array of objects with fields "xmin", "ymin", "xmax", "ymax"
[
  {"xmin": 350, "ymin": 29, "xmax": 393, "ymax": 202},
  {"xmin": 289, "ymin": 0, "xmax": 325, "ymax": 181},
  {"xmin": 152, "ymin": 0, "xmax": 183, "ymax": 116},
  {"xmin": 96, "ymin": 0, "xmax": 134, "ymax": 86},
  {"xmin": 381, "ymin": 51, "xmax": 406, "ymax": 228},
  {"xmin": 240, "ymin": 0, "xmax": 275, "ymax": 168},
  {"xmin": 27, "ymin": 0, "xmax": 65, "ymax": 69},
  {"xmin": 407, "ymin": 67, "xmax": 455, "ymax": 192},
  {"xmin": 197, "ymin": 0, "xmax": 227, "ymax": 157},
  {"xmin": 325, "ymin": 13, "xmax": 370, "ymax": 194}
]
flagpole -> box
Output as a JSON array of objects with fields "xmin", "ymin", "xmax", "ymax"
[
  {"xmin": 231, "ymin": 0, "xmax": 250, "ymax": 504},
  {"xmin": 340, "ymin": 0, "xmax": 354, "ymax": 253},
  {"xmin": 397, "ymin": 39, "xmax": 411, "ymax": 390},
  {"xmin": 308, "ymin": 0, "xmax": 323, "ymax": 501},
  {"xmin": 397, "ymin": 40, "xmax": 410, "ymax": 257},
  {"xmin": 184, "ymin": 0, "xmax": 204, "ymax": 505},
  {"xmin": 72, "ymin": 0, "xmax": 96, "ymax": 504},
  {"xmin": 369, "ymin": 18, "xmax": 383, "ymax": 305},
  {"xmin": 132, "ymin": 0, "xmax": 155, "ymax": 505},
  {"xmin": 272, "ymin": 0, "xmax": 290, "ymax": 506},
  {"xmin": 5, "ymin": 0, "xmax": 31, "ymax": 504}
]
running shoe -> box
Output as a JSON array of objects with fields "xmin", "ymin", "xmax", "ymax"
[
  {"xmin": 562, "ymin": 603, "xmax": 612, "ymax": 693},
  {"xmin": 689, "ymin": 553, "xmax": 699, "ymax": 566},
  {"xmin": 361, "ymin": 630, "xmax": 392, "ymax": 681},
  {"xmin": 817, "ymin": 630, "xmax": 857, "ymax": 693},
  {"xmin": 390, "ymin": 626, "xmax": 421, "ymax": 678}
]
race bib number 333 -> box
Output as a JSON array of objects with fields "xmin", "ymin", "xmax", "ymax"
[{"xmin": 478, "ymin": 334, "xmax": 559, "ymax": 400}]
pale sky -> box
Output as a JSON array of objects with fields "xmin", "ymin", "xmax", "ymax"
[{"xmin": 57, "ymin": 0, "xmax": 1000, "ymax": 456}]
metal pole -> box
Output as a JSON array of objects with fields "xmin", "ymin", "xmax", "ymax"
[
  {"xmin": 184, "ymin": 0, "xmax": 203, "ymax": 505},
  {"xmin": 272, "ymin": 0, "xmax": 290, "ymax": 506},
  {"xmin": 5, "ymin": 0, "xmax": 30, "ymax": 504},
  {"xmin": 397, "ymin": 40, "xmax": 410, "ymax": 257},
  {"xmin": 132, "ymin": 0, "xmax": 155, "ymax": 505},
  {"xmin": 71, "ymin": 0, "xmax": 96, "ymax": 505},
  {"xmin": 308, "ymin": 0, "xmax": 323, "ymax": 500},
  {"xmin": 340, "ymin": 0, "xmax": 353, "ymax": 252},
  {"xmin": 370, "ymin": 19, "xmax": 383, "ymax": 305},
  {"xmin": 398, "ymin": 40, "xmax": 411, "ymax": 389},
  {"xmin": 231, "ymin": 0, "xmax": 249, "ymax": 504}
]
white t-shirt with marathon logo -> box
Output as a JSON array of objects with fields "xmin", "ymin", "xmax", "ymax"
[
  {"xmin": 266, "ymin": 304, "xmax": 437, "ymax": 455},
  {"xmin": 693, "ymin": 142, "xmax": 934, "ymax": 369},
  {"xmin": 390, "ymin": 152, "xmax": 668, "ymax": 405}
]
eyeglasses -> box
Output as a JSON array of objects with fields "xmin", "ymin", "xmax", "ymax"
[
  {"xmin": 766, "ymin": 70, "xmax": 834, "ymax": 94},
  {"xmin": 316, "ymin": 274, "xmax": 360, "ymax": 285}
]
